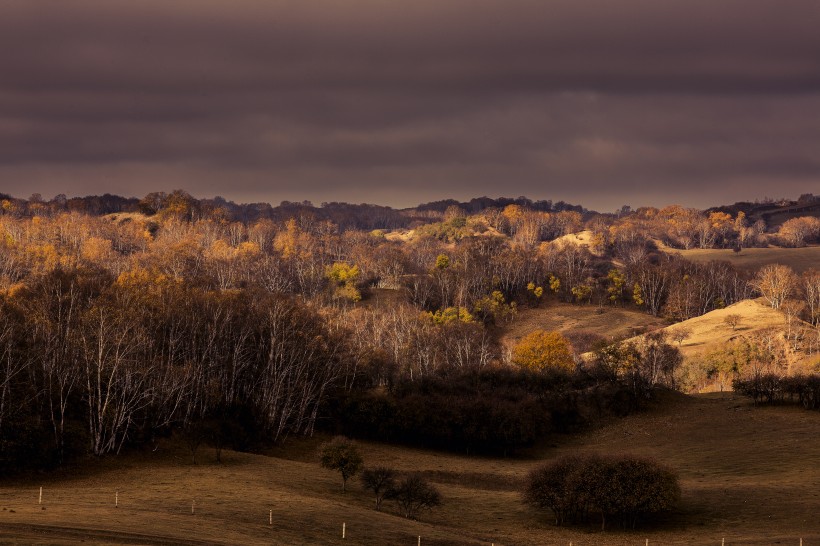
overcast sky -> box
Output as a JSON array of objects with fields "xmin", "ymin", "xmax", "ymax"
[{"xmin": 1, "ymin": 0, "xmax": 819, "ymax": 211}]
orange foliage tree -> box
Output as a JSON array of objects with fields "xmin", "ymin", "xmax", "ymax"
[{"xmin": 512, "ymin": 330, "xmax": 574, "ymax": 373}]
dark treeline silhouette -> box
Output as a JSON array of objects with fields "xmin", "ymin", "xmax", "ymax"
[
  {"xmin": 0, "ymin": 267, "xmax": 345, "ymax": 470},
  {"xmin": 733, "ymin": 373, "xmax": 820, "ymax": 409}
]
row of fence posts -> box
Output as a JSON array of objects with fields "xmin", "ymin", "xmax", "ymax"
[{"xmin": 29, "ymin": 488, "xmax": 808, "ymax": 545}]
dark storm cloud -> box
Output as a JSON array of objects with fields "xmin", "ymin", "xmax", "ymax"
[{"xmin": 1, "ymin": 0, "xmax": 819, "ymax": 210}]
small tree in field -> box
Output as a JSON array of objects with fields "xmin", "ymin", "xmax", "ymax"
[
  {"xmin": 360, "ymin": 466, "xmax": 397, "ymax": 511},
  {"xmin": 669, "ymin": 327, "xmax": 692, "ymax": 347},
  {"xmin": 319, "ymin": 436, "xmax": 363, "ymax": 492},
  {"xmin": 392, "ymin": 474, "xmax": 442, "ymax": 519},
  {"xmin": 724, "ymin": 314, "xmax": 741, "ymax": 331}
]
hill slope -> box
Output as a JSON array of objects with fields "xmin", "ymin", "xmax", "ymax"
[{"xmin": 1, "ymin": 392, "xmax": 818, "ymax": 544}]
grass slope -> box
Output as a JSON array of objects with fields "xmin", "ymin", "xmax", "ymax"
[
  {"xmin": 502, "ymin": 302, "xmax": 665, "ymax": 348},
  {"xmin": 662, "ymin": 298, "xmax": 818, "ymax": 374},
  {"xmin": 1, "ymin": 392, "xmax": 819, "ymax": 544},
  {"xmin": 665, "ymin": 245, "xmax": 820, "ymax": 274}
]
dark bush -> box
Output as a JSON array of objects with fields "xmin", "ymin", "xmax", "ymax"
[
  {"xmin": 318, "ymin": 436, "xmax": 363, "ymax": 492},
  {"xmin": 0, "ymin": 417, "xmax": 60, "ymax": 472},
  {"xmin": 391, "ymin": 474, "xmax": 442, "ymax": 520},
  {"xmin": 330, "ymin": 367, "xmax": 639, "ymax": 455},
  {"xmin": 524, "ymin": 454, "xmax": 680, "ymax": 530},
  {"xmin": 360, "ymin": 466, "xmax": 398, "ymax": 511},
  {"xmin": 734, "ymin": 373, "xmax": 820, "ymax": 409}
]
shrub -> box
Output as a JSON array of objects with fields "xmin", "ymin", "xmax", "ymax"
[
  {"xmin": 512, "ymin": 330, "xmax": 575, "ymax": 373},
  {"xmin": 330, "ymin": 367, "xmax": 638, "ymax": 456},
  {"xmin": 360, "ymin": 466, "xmax": 397, "ymax": 511},
  {"xmin": 524, "ymin": 454, "xmax": 680, "ymax": 530},
  {"xmin": 734, "ymin": 373, "xmax": 820, "ymax": 409},
  {"xmin": 391, "ymin": 474, "xmax": 442, "ymax": 519}
]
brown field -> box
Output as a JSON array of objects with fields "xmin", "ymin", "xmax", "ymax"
[
  {"xmin": 502, "ymin": 302, "xmax": 665, "ymax": 348},
  {"xmin": 666, "ymin": 245, "xmax": 820, "ymax": 274},
  {"xmin": 1, "ymin": 391, "xmax": 819, "ymax": 545}
]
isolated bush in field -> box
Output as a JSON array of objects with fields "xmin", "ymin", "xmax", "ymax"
[
  {"xmin": 523, "ymin": 455, "xmax": 590, "ymax": 525},
  {"xmin": 523, "ymin": 454, "xmax": 680, "ymax": 530},
  {"xmin": 512, "ymin": 330, "xmax": 575, "ymax": 373},
  {"xmin": 392, "ymin": 474, "xmax": 442, "ymax": 520},
  {"xmin": 723, "ymin": 313, "xmax": 742, "ymax": 331},
  {"xmin": 319, "ymin": 436, "xmax": 363, "ymax": 492},
  {"xmin": 360, "ymin": 466, "xmax": 397, "ymax": 511}
]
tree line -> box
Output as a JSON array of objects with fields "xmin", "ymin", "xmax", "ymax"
[{"xmin": 0, "ymin": 191, "xmax": 817, "ymax": 468}]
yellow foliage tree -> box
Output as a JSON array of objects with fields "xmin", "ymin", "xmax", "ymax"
[
  {"xmin": 427, "ymin": 306, "xmax": 474, "ymax": 325},
  {"xmin": 512, "ymin": 330, "xmax": 574, "ymax": 373},
  {"xmin": 325, "ymin": 262, "xmax": 362, "ymax": 302}
]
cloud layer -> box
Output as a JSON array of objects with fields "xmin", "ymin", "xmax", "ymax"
[{"xmin": 1, "ymin": 0, "xmax": 819, "ymax": 210}]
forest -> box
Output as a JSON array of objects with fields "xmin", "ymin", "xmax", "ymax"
[{"xmin": 0, "ymin": 190, "xmax": 819, "ymax": 470}]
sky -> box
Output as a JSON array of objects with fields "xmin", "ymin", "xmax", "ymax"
[{"xmin": 1, "ymin": 0, "xmax": 819, "ymax": 212}]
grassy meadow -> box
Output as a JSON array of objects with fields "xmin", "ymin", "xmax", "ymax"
[
  {"xmin": 1, "ymin": 391, "xmax": 818, "ymax": 545},
  {"xmin": 666, "ymin": 246, "xmax": 820, "ymax": 274},
  {"xmin": 501, "ymin": 302, "xmax": 665, "ymax": 348}
]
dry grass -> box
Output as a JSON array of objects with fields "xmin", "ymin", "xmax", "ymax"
[
  {"xmin": 2, "ymin": 391, "xmax": 819, "ymax": 545},
  {"xmin": 665, "ymin": 245, "xmax": 820, "ymax": 274},
  {"xmin": 650, "ymin": 298, "xmax": 819, "ymax": 376},
  {"xmin": 501, "ymin": 302, "xmax": 665, "ymax": 349},
  {"xmin": 660, "ymin": 299, "xmax": 785, "ymax": 358}
]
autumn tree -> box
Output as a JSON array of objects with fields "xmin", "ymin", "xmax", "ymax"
[
  {"xmin": 325, "ymin": 261, "xmax": 362, "ymax": 302},
  {"xmin": 319, "ymin": 436, "xmax": 363, "ymax": 492},
  {"xmin": 724, "ymin": 314, "xmax": 741, "ymax": 331},
  {"xmin": 802, "ymin": 270, "xmax": 820, "ymax": 327},
  {"xmin": 638, "ymin": 331, "xmax": 682, "ymax": 388},
  {"xmin": 752, "ymin": 264, "xmax": 797, "ymax": 309},
  {"xmin": 669, "ymin": 327, "xmax": 692, "ymax": 346},
  {"xmin": 778, "ymin": 216, "xmax": 820, "ymax": 247},
  {"xmin": 512, "ymin": 330, "xmax": 574, "ymax": 373}
]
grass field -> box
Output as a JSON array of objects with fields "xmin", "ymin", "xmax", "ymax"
[
  {"xmin": 501, "ymin": 302, "xmax": 665, "ymax": 349},
  {"xmin": 2, "ymin": 391, "xmax": 818, "ymax": 545},
  {"xmin": 666, "ymin": 245, "xmax": 820, "ymax": 274}
]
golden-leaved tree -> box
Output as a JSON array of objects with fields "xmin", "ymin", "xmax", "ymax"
[{"xmin": 512, "ymin": 330, "xmax": 574, "ymax": 373}]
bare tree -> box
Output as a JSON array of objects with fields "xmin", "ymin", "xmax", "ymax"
[
  {"xmin": 724, "ymin": 314, "xmax": 742, "ymax": 331},
  {"xmin": 360, "ymin": 466, "xmax": 397, "ymax": 511},
  {"xmin": 752, "ymin": 264, "xmax": 797, "ymax": 309},
  {"xmin": 669, "ymin": 327, "xmax": 692, "ymax": 347},
  {"xmin": 392, "ymin": 474, "xmax": 442, "ymax": 519}
]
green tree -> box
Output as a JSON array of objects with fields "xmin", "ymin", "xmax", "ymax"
[{"xmin": 319, "ymin": 436, "xmax": 364, "ymax": 492}]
